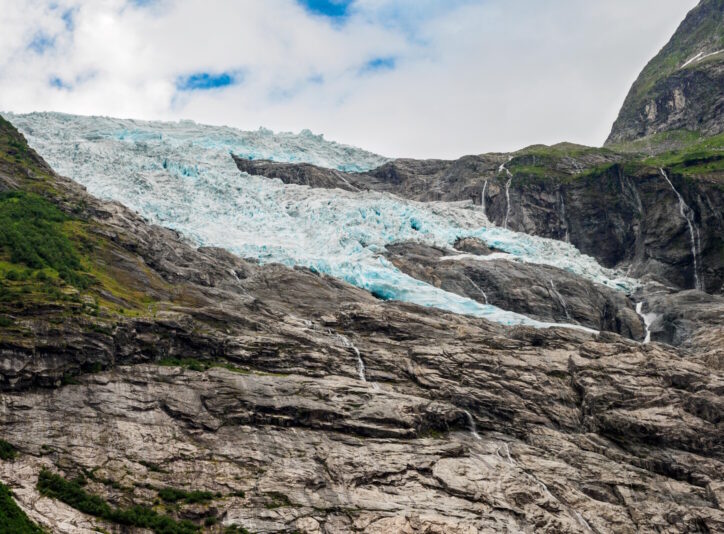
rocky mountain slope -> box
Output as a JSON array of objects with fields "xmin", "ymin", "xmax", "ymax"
[
  {"xmin": 605, "ymin": 0, "xmax": 724, "ymax": 148},
  {"xmin": 1, "ymin": 1, "xmax": 724, "ymax": 532},
  {"xmin": 0, "ymin": 115, "xmax": 722, "ymax": 533}
]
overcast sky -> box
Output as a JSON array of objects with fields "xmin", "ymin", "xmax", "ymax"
[{"xmin": 0, "ymin": 0, "xmax": 698, "ymax": 158}]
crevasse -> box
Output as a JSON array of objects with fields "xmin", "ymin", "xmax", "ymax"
[{"xmin": 7, "ymin": 112, "xmax": 637, "ymax": 330}]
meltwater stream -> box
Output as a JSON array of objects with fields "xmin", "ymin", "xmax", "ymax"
[{"xmin": 8, "ymin": 112, "xmax": 637, "ymax": 330}]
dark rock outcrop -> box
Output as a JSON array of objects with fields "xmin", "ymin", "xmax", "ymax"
[{"xmin": 385, "ymin": 241, "xmax": 644, "ymax": 339}]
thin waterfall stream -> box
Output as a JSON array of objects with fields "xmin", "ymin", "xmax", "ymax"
[
  {"xmin": 659, "ymin": 168, "xmax": 703, "ymax": 290},
  {"xmin": 499, "ymin": 159, "xmax": 514, "ymax": 229}
]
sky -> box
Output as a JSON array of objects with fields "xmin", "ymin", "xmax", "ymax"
[{"xmin": 0, "ymin": 0, "xmax": 699, "ymax": 159}]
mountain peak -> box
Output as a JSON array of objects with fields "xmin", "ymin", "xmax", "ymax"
[{"xmin": 605, "ymin": 0, "xmax": 724, "ymax": 147}]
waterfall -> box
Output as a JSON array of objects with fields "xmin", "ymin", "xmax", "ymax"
[
  {"xmin": 549, "ymin": 280, "xmax": 572, "ymax": 321},
  {"xmin": 659, "ymin": 168, "xmax": 703, "ymax": 290},
  {"xmin": 503, "ymin": 176, "xmax": 513, "ymax": 230},
  {"xmin": 463, "ymin": 410, "xmax": 481, "ymax": 439},
  {"xmin": 498, "ymin": 159, "xmax": 514, "ymax": 229},
  {"xmin": 496, "ymin": 442, "xmax": 515, "ymax": 465},
  {"xmin": 481, "ymin": 179, "xmax": 488, "ymax": 218},
  {"xmin": 635, "ymin": 302, "xmax": 655, "ymax": 344},
  {"xmin": 336, "ymin": 334, "xmax": 367, "ymax": 381},
  {"xmin": 559, "ymin": 192, "xmax": 570, "ymax": 243},
  {"xmin": 464, "ymin": 274, "xmax": 488, "ymax": 304}
]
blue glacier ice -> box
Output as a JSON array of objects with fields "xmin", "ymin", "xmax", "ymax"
[{"xmin": 6, "ymin": 112, "xmax": 638, "ymax": 331}]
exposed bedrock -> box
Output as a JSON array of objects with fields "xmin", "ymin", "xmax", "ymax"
[{"xmin": 385, "ymin": 240, "xmax": 644, "ymax": 340}]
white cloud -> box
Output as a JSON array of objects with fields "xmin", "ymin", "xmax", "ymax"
[{"xmin": 0, "ymin": 0, "xmax": 699, "ymax": 158}]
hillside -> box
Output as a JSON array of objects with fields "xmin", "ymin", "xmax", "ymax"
[{"xmin": 606, "ymin": 0, "xmax": 724, "ymax": 148}]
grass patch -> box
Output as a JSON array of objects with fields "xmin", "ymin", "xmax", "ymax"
[
  {"xmin": 0, "ymin": 483, "xmax": 45, "ymax": 533},
  {"xmin": 515, "ymin": 142, "xmax": 615, "ymax": 160},
  {"xmin": 0, "ymin": 440, "xmax": 17, "ymax": 461},
  {"xmin": 607, "ymin": 129, "xmax": 704, "ymax": 154},
  {"xmin": 642, "ymin": 132, "xmax": 724, "ymax": 178},
  {"xmin": 37, "ymin": 469, "xmax": 198, "ymax": 534}
]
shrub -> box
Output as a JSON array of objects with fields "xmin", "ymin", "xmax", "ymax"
[
  {"xmin": 0, "ymin": 483, "xmax": 44, "ymax": 534},
  {"xmin": 0, "ymin": 192, "xmax": 91, "ymax": 289},
  {"xmin": 37, "ymin": 470, "xmax": 198, "ymax": 534},
  {"xmin": 158, "ymin": 487, "xmax": 215, "ymax": 504},
  {"xmin": 0, "ymin": 440, "xmax": 17, "ymax": 461}
]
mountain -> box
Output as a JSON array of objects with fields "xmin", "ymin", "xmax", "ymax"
[
  {"xmin": 606, "ymin": 0, "xmax": 724, "ymax": 148},
  {"xmin": 2, "ymin": 106, "xmax": 723, "ymax": 534},
  {"xmin": 1, "ymin": 3, "xmax": 724, "ymax": 534}
]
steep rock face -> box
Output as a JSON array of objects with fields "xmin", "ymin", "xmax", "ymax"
[
  {"xmin": 235, "ymin": 153, "xmax": 724, "ymax": 294},
  {"xmin": 491, "ymin": 166, "xmax": 724, "ymax": 294},
  {"xmin": 606, "ymin": 0, "xmax": 724, "ymax": 145}
]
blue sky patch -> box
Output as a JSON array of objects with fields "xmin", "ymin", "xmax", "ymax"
[
  {"xmin": 361, "ymin": 57, "xmax": 396, "ymax": 73},
  {"xmin": 176, "ymin": 71, "xmax": 239, "ymax": 91},
  {"xmin": 298, "ymin": 0, "xmax": 353, "ymax": 19},
  {"xmin": 49, "ymin": 76, "xmax": 72, "ymax": 90},
  {"xmin": 61, "ymin": 9, "xmax": 76, "ymax": 31},
  {"xmin": 28, "ymin": 32, "xmax": 55, "ymax": 54}
]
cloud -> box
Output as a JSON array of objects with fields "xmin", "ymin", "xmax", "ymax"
[{"xmin": 0, "ymin": 0, "xmax": 699, "ymax": 158}]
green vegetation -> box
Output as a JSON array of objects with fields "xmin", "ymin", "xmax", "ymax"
[
  {"xmin": 515, "ymin": 142, "xmax": 615, "ymax": 160},
  {"xmin": 0, "ymin": 483, "xmax": 45, "ymax": 534},
  {"xmin": 0, "ymin": 117, "xmax": 55, "ymax": 195},
  {"xmin": 0, "ymin": 440, "xmax": 17, "ymax": 460},
  {"xmin": 158, "ymin": 357, "xmax": 252, "ymax": 375},
  {"xmin": 643, "ymin": 132, "xmax": 724, "ymax": 178},
  {"xmin": 37, "ymin": 470, "xmax": 198, "ymax": 534},
  {"xmin": 263, "ymin": 492, "xmax": 292, "ymax": 509},
  {"xmin": 498, "ymin": 133, "xmax": 724, "ymax": 185},
  {"xmin": 139, "ymin": 460, "xmax": 166, "ymax": 473},
  {"xmin": 0, "ymin": 191, "xmax": 91, "ymax": 288},
  {"xmin": 607, "ymin": 129, "xmax": 704, "ymax": 154},
  {"xmin": 157, "ymin": 487, "xmax": 215, "ymax": 505}
]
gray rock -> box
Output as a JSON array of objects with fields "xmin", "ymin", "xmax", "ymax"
[{"xmin": 385, "ymin": 241, "xmax": 644, "ymax": 339}]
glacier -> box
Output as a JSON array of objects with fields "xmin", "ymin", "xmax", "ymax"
[{"xmin": 6, "ymin": 112, "xmax": 637, "ymax": 330}]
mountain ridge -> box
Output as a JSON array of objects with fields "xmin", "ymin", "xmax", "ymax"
[{"xmin": 606, "ymin": 0, "xmax": 724, "ymax": 146}]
